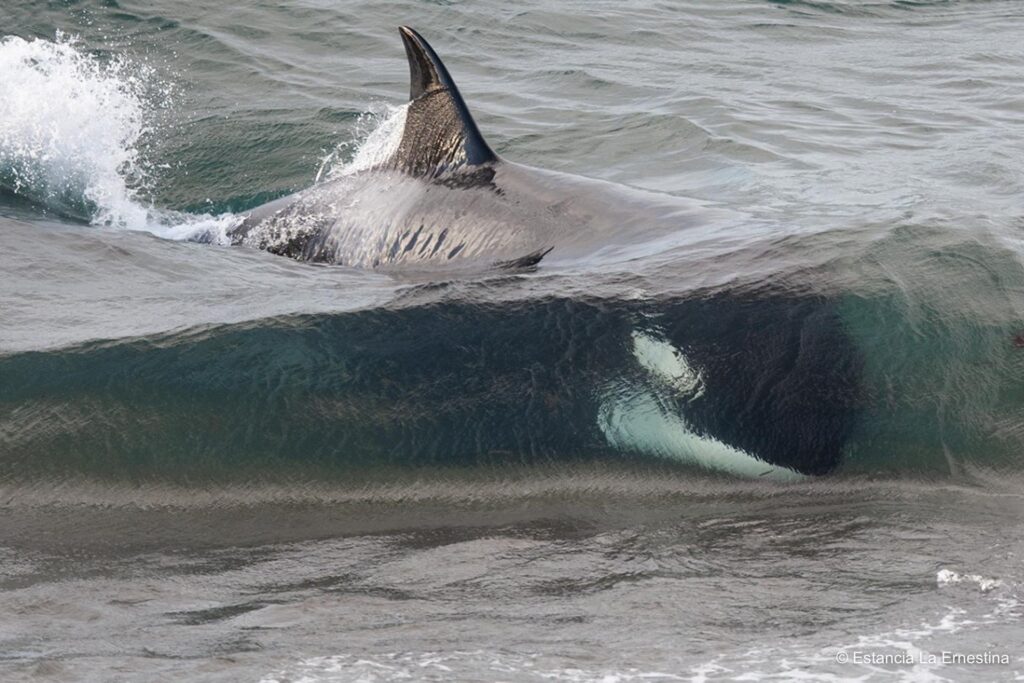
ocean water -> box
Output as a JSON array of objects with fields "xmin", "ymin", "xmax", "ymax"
[{"xmin": 1, "ymin": 1, "xmax": 1023, "ymax": 680}]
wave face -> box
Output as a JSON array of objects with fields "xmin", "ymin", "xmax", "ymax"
[
  {"xmin": 1, "ymin": 9, "xmax": 1023, "ymax": 486},
  {"xmin": 0, "ymin": 292, "xmax": 864, "ymax": 480}
]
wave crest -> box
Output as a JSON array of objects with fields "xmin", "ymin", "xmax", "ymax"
[{"xmin": 0, "ymin": 32, "xmax": 152, "ymax": 227}]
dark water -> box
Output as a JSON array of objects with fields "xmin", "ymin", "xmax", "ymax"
[{"xmin": 1, "ymin": 1, "xmax": 1023, "ymax": 680}]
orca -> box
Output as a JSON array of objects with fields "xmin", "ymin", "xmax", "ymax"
[{"xmin": 220, "ymin": 27, "xmax": 865, "ymax": 477}]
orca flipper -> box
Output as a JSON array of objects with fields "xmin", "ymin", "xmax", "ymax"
[
  {"xmin": 390, "ymin": 27, "xmax": 498, "ymax": 178},
  {"xmin": 495, "ymin": 247, "xmax": 554, "ymax": 271}
]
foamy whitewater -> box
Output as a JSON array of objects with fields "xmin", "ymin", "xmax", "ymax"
[
  {"xmin": 0, "ymin": 33, "xmax": 152, "ymax": 227},
  {"xmin": 0, "ymin": 33, "xmax": 240, "ymax": 240},
  {"xmin": 2, "ymin": 2, "xmax": 1024, "ymax": 681}
]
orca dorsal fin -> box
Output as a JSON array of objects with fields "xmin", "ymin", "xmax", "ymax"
[{"xmin": 389, "ymin": 26, "xmax": 497, "ymax": 178}]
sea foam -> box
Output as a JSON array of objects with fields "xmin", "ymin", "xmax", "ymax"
[{"xmin": 0, "ymin": 33, "xmax": 237, "ymax": 242}]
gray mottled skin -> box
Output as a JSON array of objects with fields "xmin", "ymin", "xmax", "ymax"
[{"xmin": 229, "ymin": 26, "xmax": 709, "ymax": 269}]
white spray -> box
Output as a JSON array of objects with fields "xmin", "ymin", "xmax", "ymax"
[
  {"xmin": 0, "ymin": 32, "xmax": 152, "ymax": 228},
  {"xmin": 0, "ymin": 33, "xmax": 237, "ymax": 242},
  {"xmin": 315, "ymin": 103, "xmax": 408, "ymax": 182}
]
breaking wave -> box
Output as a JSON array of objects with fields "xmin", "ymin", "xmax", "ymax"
[{"xmin": 0, "ymin": 34, "xmax": 238, "ymax": 241}]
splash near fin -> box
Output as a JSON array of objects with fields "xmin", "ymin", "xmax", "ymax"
[{"xmin": 390, "ymin": 26, "xmax": 497, "ymax": 178}]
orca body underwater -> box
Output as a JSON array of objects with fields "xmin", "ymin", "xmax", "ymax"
[
  {"xmin": 223, "ymin": 27, "xmax": 864, "ymax": 477},
  {"xmin": 228, "ymin": 26, "xmax": 710, "ymax": 269}
]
